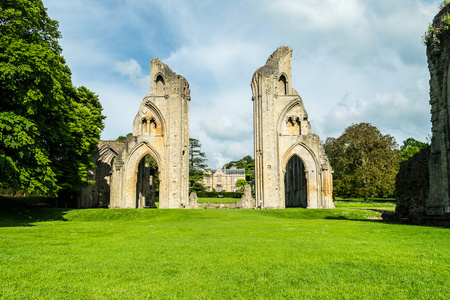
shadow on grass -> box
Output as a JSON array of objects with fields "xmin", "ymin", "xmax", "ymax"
[
  {"xmin": 254, "ymin": 207, "xmax": 399, "ymax": 226},
  {"xmin": 0, "ymin": 197, "xmax": 71, "ymax": 227},
  {"xmin": 324, "ymin": 216, "xmax": 384, "ymax": 223}
]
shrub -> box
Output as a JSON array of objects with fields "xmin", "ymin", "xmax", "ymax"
[{"xmin": 197, "ymin": 191, "xmax": 243, "ymax": 198}]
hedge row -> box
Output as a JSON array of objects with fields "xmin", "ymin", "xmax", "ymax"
[{"xmin": 196, "ymin": 191, "xmax": 243, "ymax": 198}]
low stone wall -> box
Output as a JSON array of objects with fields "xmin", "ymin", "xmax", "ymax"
[
  {"xmin": 198, "ymin": 202, "xmax": 238, "ymax": 209},
  {"xmin": 391, "ymin": 131, "xmax": 450, "ymax": 227},
  {"xmin": 392, "ymin": 147, "xmax": 430, "ymax": 225}
]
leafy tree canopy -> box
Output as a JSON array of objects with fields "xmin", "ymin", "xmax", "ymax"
[
  {"xmin": 400, "ymin": 138, "xmax": 429, "ymax": 161},
  {"xmin": 235, "ymin": 179, "xmax": 248, "ymax": 191},
  {"xmin": 0, "ymin": 0, "xmax": 105, "ymax": 196},
  {"xmin": 116, "ymin": 133, "xmax": 132, "ymax": 142},
  {"xmin": 324, "ymin": 123, "xmax": 401, "ymax": 201},
  {"xmin": 189, "ymin": 138, "xmax": 208, "ymax": 192}
]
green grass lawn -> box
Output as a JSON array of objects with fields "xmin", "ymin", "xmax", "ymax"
[
  {"xmin": 198, "ymin": 197, "xmax": 239, "ymax": 204},
  {"xmin": 334, "ymin": 201, "xmax": 396, "ymax": 211},
  {"xmin": 334, "ymin": 197, "xmax": 397, "ymax": 211},
  {"xmin": 0, "ymin": 200, "xmax": 448, "ymax": 299}
]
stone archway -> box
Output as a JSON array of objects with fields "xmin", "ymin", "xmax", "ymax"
[
  {"xmin": 285, "ymin": 155, "xmax": 307, "ymax": 208},
  {"xmin": 135, "ymin": 154, "xmax": 159, "ymax": 208},
  {"xmin": 281, "ymin": 143, "xmax": 327, "ymax": 209},
  {"xmin": 112, "ymin": 141, "xmax": 165, "ymax": 208},
  {"xmin": 111, "ymin": 58, "xmax": 189, "ymax": 209},
  {"xmin": 78, "ymin": 142, "xmax": 122, "ymax": 208}
]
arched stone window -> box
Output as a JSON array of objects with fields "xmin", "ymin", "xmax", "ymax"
[
  {"xmin": 156, "ymin": 75, "xmax": 165, "ymax": 96},
  {"xmin": 278, "ymin": 74, "xmax": 287, "ymax": 95},
  {"xmin": 286, "ymin": 116, "xmax": 301, "ymax": 135},
  {"xmin": 149, "ymin": 118, "xmax": 157, "ymax": 135},
  {"xmin": 142, "ymin": 119, "xmax": 148, "ymax": 135}
]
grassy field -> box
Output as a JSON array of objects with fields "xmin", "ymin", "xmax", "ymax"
[
  {"xmin": 197, "ymin": 197, "xmax": 397, "ymax": 211},
  {"xmin": 198, "ymin": 197, "xmax": 240, "ymax": 204},
  {"xmin": 334, "ymin": 197, "xmax": 397, "ymax": 211},
  {"xmin": 0, "ymin": 200, "xmax": 448, "ymax": 299}
]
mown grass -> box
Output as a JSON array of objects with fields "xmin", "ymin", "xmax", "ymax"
[
  {"xmin": 334, "ymin": 202, "xmax": 396, "ymax": 211},
  {"xmin": 334, "ymin": 197, "xmax": 397, "ymax": 211},
  {"xmin": 197, "ymin": 197, "xmax": 239, "ymax": 204},
  {"xmin": 0, "ymin": 200, "xmax": 448, "ymax": 299},
  {"xmin": 334, "ymin": 197, "xmax": 396, "ymax": 202}
]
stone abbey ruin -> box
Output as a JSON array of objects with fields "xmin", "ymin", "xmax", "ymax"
[
  {"xmin": 78, "ymin": 5, "xmax": 450, "ymax": 220},
  {"xmin": 79, "ymin": 58, "xmax": 190, "ymax": 209},
  {"xmin": 394, "ymin": 6, "xmax": 450, "ymax": 226},
  {"xmin": 252, "ymin": 47, "xmax": 334, "ymax": 209},
  {"xmin": 78, "ymin": 46, "xmax": 335, "ymax": 209}
]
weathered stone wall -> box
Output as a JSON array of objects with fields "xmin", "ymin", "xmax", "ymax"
[
  {"xmin": 426, "ymin": 5, "xmax": 450, "ymax": 217},
  {"xmin": 79, "ymin": 58, "xmax": 190, "ymax": 209},
  {"xmin": 77, "ymin": 141, "xmax": 126, "ymax": 208},
  {"xmin": 394, "ymin": 147, "xmax": 430, "ymax": 224},
  {"xmin": 236, "ymin": 185, "xmax": 255, "ymax": 209},
  {"xmin": 110, "ymin": 58, "xmax": 190, "ymax": 209},
  {"xmin": 252, "ymin": 47, "xmax": 334, "ymax": 209},
  {"xmin": 391, "ymin": 6, "xmax": 450, "ymax": 226},
  {"xmin": 187, "ymin": 192, "xmax": 199, "ymax": 209}
]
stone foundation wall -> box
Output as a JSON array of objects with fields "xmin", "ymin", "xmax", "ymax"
[
  {"xmin": 393, "ymin": 147, "xmax": 430, "ymax": 225},
  {"xmin": 425, "ymin": 5, "xmax": 450, "ymax": 224}
]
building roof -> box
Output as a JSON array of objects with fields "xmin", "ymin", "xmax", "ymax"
[
  {"xmin": 210, "ymin": 168, "xmax": 245, "ymax": 175},
  {"xmin": 224, "ymin": 169, "xmax": 245, "ymax": 175}
]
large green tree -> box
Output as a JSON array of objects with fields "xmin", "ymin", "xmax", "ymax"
[
  {"xmin": 189, "ymin": 138, "xmax": 208, "ymax": 192},
  {"xmin": 235, "ymin": 179, "xmax": 248, "ymax": 192},
  {"xmin": 0, "ymin": 0, "xmax": 104, "ymax": 196},
  {"xmin": 324, "ymin": 123, "xmax": 401, "ymax": 201}
]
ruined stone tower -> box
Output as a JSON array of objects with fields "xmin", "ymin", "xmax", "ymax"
[
  {"xmin": 251, "ymin": 46, "xmax": 334, "ymax": 209},
  {"xmin": 79, "ymin": 58, "xmax": 190, "ymax": 208},
  {"xmin": 426, "ymin": 6, "xmax": 450, "ymax": 217},
  {"xmin": 393, "ymin": 6, "xmax": 450, "ymax": 226}
]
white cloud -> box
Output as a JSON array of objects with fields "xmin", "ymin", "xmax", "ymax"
[
  {"xmin": 115, "ymin": 59, "xmax": 150, "ymax": 89},
  {"xmin": 321, "ymin": 91, "xmax": 431, "ymax": 144},
  {"xmin": 209, "ymin": 152, "xmax": 230, "ymax": 170},
  {"xmin": 201, "ymin": 116, "xmax": 252, "ymax": 142}
]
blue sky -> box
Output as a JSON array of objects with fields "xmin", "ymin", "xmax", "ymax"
[{"xmin": 45, "ymin": 0, "xmax": 440, "ymax": 168}]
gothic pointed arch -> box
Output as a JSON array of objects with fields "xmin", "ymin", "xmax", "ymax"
[
  {"xmin": 281, "ymin": 142, "xmax": 322, "ymax": 208},
  {"xmin": 282, "ymin": 142, "xmax": 319, "ymax": 174},
  {"xmin": 126, "ymin": 141, "xmax": 162, "ymax": 170},
  {"xmin": 278, "ymin": 73, "xmax": 288, "ymax": 95},
  {"xmin": 141, "ymin": 118, "xmax": 149, "ymax": 135},
  {"xmin": 277, "ymin": 99, "xmax": 310, "ymax": 137},
  {"xmin": 122, "ymin": 141, "xmax": 164, "ymax": 208},
  {"xmin": 78, "ymin": 142, "xmax": 125, "ymax": 208},
  {"xmin": 143, "ymin": 99, "xmax": 166, "ymax": 134},
  {"xmin": 284, "ymin": 154, "xmax": 307, "ymax": 208},
  {"xmin": 155, "ymin": 73, "xmax": 165, "ymax": 97}
]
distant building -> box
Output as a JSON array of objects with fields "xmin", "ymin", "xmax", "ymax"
[{"xmin": 203, "ymin": 167, "xmax": 245, "ymax": 192}]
